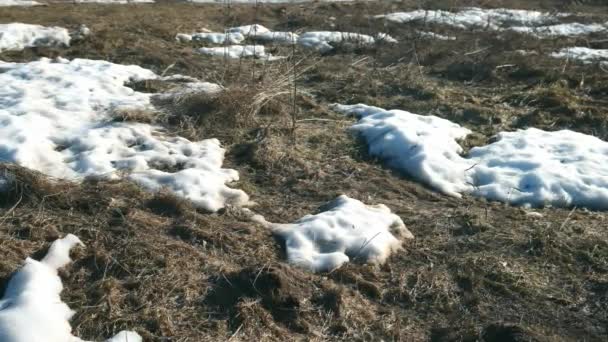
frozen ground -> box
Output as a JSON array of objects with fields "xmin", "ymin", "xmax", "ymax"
[
  {"xmin": 0, "ymin": 58, "xmax": 248, "ymax": 211},
  {"xmin": 335, "ymin": 104, "xmax": 608, "ymax": 209},
  {"xmin": 0, "ymin": 234, "xmax": 141, "ymax": 342},
  {"xmin": 0, "ymin": 23, "xmax": 70, "ymax": 52}
]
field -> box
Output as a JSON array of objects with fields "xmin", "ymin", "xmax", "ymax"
[{"xmin": 0, "ymin": 1, "xmax": 607, "ymax": 341}]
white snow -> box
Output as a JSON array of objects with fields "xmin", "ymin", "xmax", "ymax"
[
  {"xmin": 297, "ymin": 31, "xmax": 395, "ymax": 53},
  {"xmin": 551, "ymin": 47, "xmax": 608, "ymax": 63},
  {"xmin": 0, "ymin": 23, "xmax": 71, "ymax": 52},
  {"xmin": 176, "ymin": 32, "xmax": 245, "ymax": 44},
  {"xmin": 226, "ymin": 24, "xmax": 271, "ymax": 36},
  {"xmin": 417, "ymin": 31, "xmax": 456, "ymax": 40},
  {"xmin": 268, "ymin": 195, "xmax": 413, "ymax": 272},
  {"xmin": 197, "ymin": 45, "xmax": 284, "ymax": 60},
  {"xmin": 0, "ymin": 0, "xmax": 40, "ymax": 5},
  {"xmin": 509, "ymin": 22, "xmax": 608, "ymax": 37},
  {"xmin": 334, "ymin": 103, "xmax": 608, "ymax": 209},
  {"xmin": 0, "ymin": 234, "xmax": 142, "ymax": 342},
  {"xmin": 376, "ymin": 8, "xmax": 563, "ymax": 30},
  {"xmin": 378, "ymin": 7, "xmax": 608, "ymax": 38},
  {"xmin": 0, "ymin": 58, "xmax": 249, "ymax": 212},
  {"xmin": 333, "ymin": 104, "xmax": 473, "ymax": 197}
]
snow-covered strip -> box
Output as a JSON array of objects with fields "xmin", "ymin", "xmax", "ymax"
[
  {"xmin": 551, "ymin": 47, "xmax": 608, "ymax": 63},
  {"xmin": 226, "ymin": 24, "xmax": 271, "ymax": 35},
  {"xmin": 417, "ymin": 31, "xmax": 456, "ymax": 40},
  {"xmin": 0, "ymin": 23, "xmax": 70, "ymax": 52},
  {"xmin": 0, "ymin": 234, "xmax": 142, "ymax": 342},
  {"xmin": 376, "ymin": 8, "xmax": 564, "ymax": 30},
  {"xmin": 509, "ymin": 22, "xmax": 608, "ymax": 37},
  {"xmin": 197, "ymin": 45, "xmax": 284, "ymax": 60},
  {"xmin": 334, "ymin": 103, "xmax": 608, "ymax": 209},
  {"xmin": 73, "ymin": 0, "xmax": 154, "ymax": 3},
  {"xmin": 268, "ymin": 195, "xmax": 413, "ymax": 272},
  {"xmin": 0, "ymin": 58, "xmax": 248, "ymax": 212},
  {"xmin": 0, "ymin": 0, "xmax": 40, "ymax": 6},
  {"xmin": 297, "ymin": 32, "xmax": 396, "ymax": 52},
  {"xmin": 176, "ymin": 32, "xmax": 245, "ymax": 44}
]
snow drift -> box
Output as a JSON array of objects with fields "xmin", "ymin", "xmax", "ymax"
[
  {"xmin": 0, "ymin": 234, "xmax": 141, "ymax": 342},
  {"xmin": 334, "ymin": 103, "xmax": 608, "ymax": 209}
]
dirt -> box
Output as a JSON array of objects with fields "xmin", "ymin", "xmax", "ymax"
[{"xmin": 0, "ymin": 1, "xmax": 607, "ymax": 341}]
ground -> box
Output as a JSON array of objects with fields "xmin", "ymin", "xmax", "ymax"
[{"xmin": 0, "ymin": 1, "xmax": 607, "ymax": 341}]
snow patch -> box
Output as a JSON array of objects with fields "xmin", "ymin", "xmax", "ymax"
[
  {"xmin": 551, "ymin": 47, "xmax": 608, "ymax": 63},
  {"xmin": 0, "ymin": 23, "xmax": 70, "ymax": 52},
  {"xmin": 0, "ymin": 234, "xmax": 142, "ymax": 342},
  {"xmin": 376, "ymin": 8, "xmax": 563, "ymax": 30},
  {"xmin": 0, "ymin": 0, "xmax": 40, "ymax": 6},
  {"xmin": 297, "ymin": 31, "xmax": 395, "ymax": 52},
  {"xmin": 176, "ymin": 32, "xmax": 245, "ymax": 44},
  {"xmin": 417, "ymin": 31, "xmax": 456, "ymax": 40},
  {"xmin": 334, "ymin": 103, "xmax": 608, "ymax": 209},
  {"xmin": 0, "ymin": 58, "xmax": 248, "ymax": 212},
  {"xmin": 510, "ymin": 22, "xmax": 608, "ymax": 37},
  {"xmin": 269, "ymin": 195, "xmax": 413, "ymax": 272},
  {"xmin": 197, "ymin": 45, "xmax": 284, "ymax": 60}
]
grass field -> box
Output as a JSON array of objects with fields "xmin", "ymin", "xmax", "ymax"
[{"xmin": 0, "ymin": 1, "xmax": 607, "ymax": 341}]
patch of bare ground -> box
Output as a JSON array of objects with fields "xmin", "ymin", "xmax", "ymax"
[{"xmin": 0, "ymin": 1, "xmax": 607, "ymax": 341}]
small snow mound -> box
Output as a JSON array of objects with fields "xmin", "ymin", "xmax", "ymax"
[
  {"xmin": 270, "ymin": 195, "xmax": 413, "ymax": 272},
  {"xmin": 0, "ymin": 23, "xmax": 71, "ymax": 52},
  {"xmin": 198, "ymin": 45, "xmax": 284, "ymax": 60},
  {"xmin": 0, "ymin": 234, "xmax": 141, "ymax": 342}
]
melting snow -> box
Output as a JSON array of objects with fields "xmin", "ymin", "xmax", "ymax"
[
  {"xmin": 0, "ymin": 58, "xmax": 248, "ymax": 212},
  {"xmin": 197, "ymin": 45, "xmax": 284, "ymax": 60},
  {"xmin": 297, "ymin": 31, "xmax": 395, "ymax": 52},
  {"xmin": 417, "ymin": 31, "xmax": 456, "ymax": 40},
  {"xmin": 0, "ymin": 0, "xmax": 40, "ymax": 5},
  {"xmin": 551, "ymin": 47, "xmax": 608, "ymax": 63},
  {"xmin": 375, "ymin": 8, "xmax": 607, "ymax": 38},
  {"xmin": 510, "ymin": 22, "xmax": 608, "ymax": 37},
  {"xmin": 0, "ymin": 234, "xmax": 142, "ymax": 342},
  {"xmin": 334, "ymin": 104, "xmax": 608, "ymax": 209},
  {"xmin": 376, "ymin": 8, "xmax": 563, "ymax": 30},
  {"xmin": 176, "ymin": 32, "xmax": 245, "ymax": 44},
  {"xmin": 267, "ymin": 195, "xmax": 413, "ymax": 272},
  {"xmin": 0, "ymin": 23, "xmax": 70, "ymax": 52}
]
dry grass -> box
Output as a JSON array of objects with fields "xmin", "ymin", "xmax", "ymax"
[{"xmin": 0, "ymin": 1, "xmax": 607, "ymax": 341}]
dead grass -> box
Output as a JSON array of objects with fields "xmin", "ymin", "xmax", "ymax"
[{"xmin": 0, "ymin": 1, "xmax": 607, "ymax": 341}]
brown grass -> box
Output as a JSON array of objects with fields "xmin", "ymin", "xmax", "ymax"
[{"xmin": 0, "ymin": 1, "xmax": 607, "ymax": 341}]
